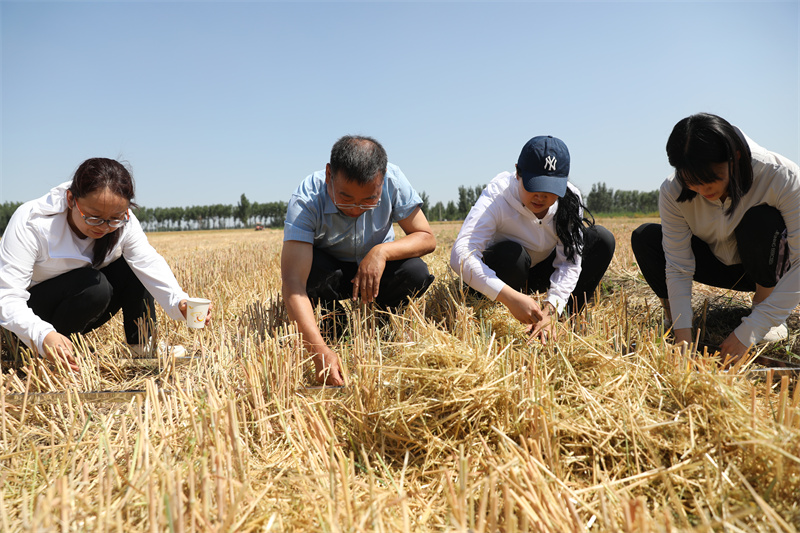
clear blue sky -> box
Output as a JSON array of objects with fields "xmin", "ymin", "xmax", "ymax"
[{"xmin": 2, "ymin": 0, "xmax": 798, "ymax": 208}]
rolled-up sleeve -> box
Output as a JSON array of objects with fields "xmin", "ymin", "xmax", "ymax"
[
  {"xmin": 388, "ymin": 165, "xmax": 422, "ymax": 222},
  {"xmin": 284, "ymin": 194, "xmax": 318, "ymax": 244}
]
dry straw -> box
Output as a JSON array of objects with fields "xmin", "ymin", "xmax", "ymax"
[{"xmin": 1, "ymin": 222, "xmax": 799, "ymax": 532}]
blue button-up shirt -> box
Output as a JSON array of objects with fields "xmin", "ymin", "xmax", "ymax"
[{"xmin": 284, "ymin": 163, "xmax": 422, "ymax": 264}]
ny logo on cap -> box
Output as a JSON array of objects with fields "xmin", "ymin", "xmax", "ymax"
[{"xmin": 544, "ymin": 156, "xmax": 557, "ymax": 172}]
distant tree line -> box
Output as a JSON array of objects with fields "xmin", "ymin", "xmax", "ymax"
[
  {"xmin": 1, "ymin": 184, "xmax": 659, "ymax": 235},
  {"xmin": 133, "ymin": 195, "xmax": 287, "ymax": 231},
  {"xmin": 421, "ymin": 185, "xmax": 486, "ymax": 222},
  {"xmin": 0, "ymin": 195, "xmax": 286, "ymax": 235},
  {"xmin": 583, "ymin": 182, "xmax": 659, "ymax": 215}
]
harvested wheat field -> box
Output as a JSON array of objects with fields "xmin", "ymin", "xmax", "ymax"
[{"xmin": 2, "ymin": 218, "xmax": 799, "ymax": 532}]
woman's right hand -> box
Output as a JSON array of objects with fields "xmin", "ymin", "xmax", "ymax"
[
  {"xmin": 496, "ymin": 286, "xmax": 544, "ymax": 325},
  {"xmin": 42, "ymin": 331, "xmax": 80, "ymax": 373}
]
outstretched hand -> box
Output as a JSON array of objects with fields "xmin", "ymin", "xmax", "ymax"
[
  {"xmin": 313, "ymin": 347, "xmax": 345, "ymax": 386},
  {"xmin": 42, "ymin": 331, "xmax": 80, "ymax": 373},
  {"xmin": 178, "ymin": 299, "xmax": 214, "ymax": 327},
  {"xmin": 527, "ymin": 306, "xmax": 556, "ymax": 345}
]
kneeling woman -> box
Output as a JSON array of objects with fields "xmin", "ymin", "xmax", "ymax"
[
  {"xmin": 631, "ymin": 113, "xmax": 799, "ymax": 359},
  {"xmin": 450, "ymin": 136, "xmax": 616, "ymax": 343},
  {"xmin": 0, "ymin": 158, "xmax": 212, "ymax": 371}
]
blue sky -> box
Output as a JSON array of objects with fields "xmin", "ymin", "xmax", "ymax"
[{"xmin": 2, "ymin": 1, "xmax": 798, "ymax": 208}]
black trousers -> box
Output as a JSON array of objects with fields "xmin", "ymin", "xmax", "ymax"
[
  {"xmin": 306, "ymin": 248, "xmax": 434, "ymax": 310},
  {"xmin": 630, "ymin": 204, "xmax": 789, "ymax": 299},
  {"xmin": 27, "ymin": 257, "xmax": 155, "ymax": 345},
  {"xmin": 482, "ymin": 225, "xmax": 616, "ymax": 313}
]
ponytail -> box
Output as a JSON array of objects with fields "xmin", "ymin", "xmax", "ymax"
[{"xmin": 555, "ymin": 187, "xmax": 594, "ymax": 263}]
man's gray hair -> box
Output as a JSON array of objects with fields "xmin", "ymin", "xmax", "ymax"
[{"xmin": 329, "ymin": 135, "xmax": 388, "ymax": 185}]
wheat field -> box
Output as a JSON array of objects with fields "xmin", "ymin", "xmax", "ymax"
[{"xmin": 1, "ymin": 218, "xmax": 799, "ymax": 532}]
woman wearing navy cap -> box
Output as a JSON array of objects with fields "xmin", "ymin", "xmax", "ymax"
[
  {"xmin": 450, "ymin": 136, "xmax": 616, "ymax": 343},
  {"xmin": 632, "ymin": 113, "xmax": 799, "ymax": 359}
]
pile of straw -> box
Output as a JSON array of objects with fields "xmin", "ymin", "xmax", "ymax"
[{"xmin": 1, "ymin": 221, "xmax": 798, "ymax": 532}]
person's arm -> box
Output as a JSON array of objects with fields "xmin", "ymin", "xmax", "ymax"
[
  {"xmin": 119, "ymin": 213, "xmax": 191, "ymax": 321},
  {"xmin": 451, "ymin": 189, "xmax": 546, "ymax": 330},
  {"xmin": 281, "ymin": 240, "xmax": 344, "ymax": 386},
  {"xmin": 449, "ymin": 188, "xmax": 508, "ymax": 299},
  {"xmin": 352, "ymin": 206, "xmax": 436, "ymax": 302},
  {"xmin": 734, "ymin": 159, "xmax": 800, "ymax": 346},
  {"xmin": 660, "ymin": 180, "xmax": 696, "ymax": 342}
]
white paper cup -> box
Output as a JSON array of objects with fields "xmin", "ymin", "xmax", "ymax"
[{"xmin": 186, "ymin": 298, "xmax": 211, "ymax": 329}]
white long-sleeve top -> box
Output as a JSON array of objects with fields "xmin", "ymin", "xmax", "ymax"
[
  {"xmin": 0, "ymin": 181, "xmax": 189, "ymax": 353},
  {"xmin": 450, "ymin": 172, "xmax": 583, "ymax": 315},
  {"xmin": 660, "ymin": 132, "xmax": 800, "ymax": 346}
]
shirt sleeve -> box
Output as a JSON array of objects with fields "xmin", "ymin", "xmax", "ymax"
[
  {"xmin": 660, "ymin": 179, "xmax": 696, "ymax": 331},
  {"xmin": 545, "ymin": 236, "xmax": 581, "ymax": 316},
  {"xmin": 119, "ymin": 214, "xmax": 189, "ymax": 321},
  {"xmin": 283, "ymin": 193, "xmax": 319, "ymax": 244},
  {"xmin": 450, "ymin": 193, "xmax": 507, "ymax": 300},
  {"xmin": 387, "ymin": 166, "xmax": 423, "ymax": 222},
  {"xmin": 734, "ymin": 162, "xmax": 800, "ymax": 346},
  {"xmin": 0, "ymin": 209, "xmax": 57, "ymax": 353}
]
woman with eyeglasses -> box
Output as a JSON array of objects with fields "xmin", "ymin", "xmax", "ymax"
[
  {"xmin": 631, "ymin": 113, "xmax": 799, "ymax": 360},
  {"xmin": 0, "ymin": 157, "xmax": 212, "ymax": 372}
]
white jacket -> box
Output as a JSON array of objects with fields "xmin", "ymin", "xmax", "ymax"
[
  {"xmin": 660, "ymin": 132, "xmax": 800, "ymax": 346},
  {"xmin": 0, "ymin": 182, "xmax": 189, "ymax": 353},
  {"xmin": 450, "ymin": 172, "xmax": 583, "ymax": 315}
]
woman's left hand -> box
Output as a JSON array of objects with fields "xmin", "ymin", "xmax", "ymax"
[
  {"xmin": 178, "ymin": 299, "xmax": 214, "ymax": 327},
  {"xmin": 719, "ymin": 331, "xmax": 748, "ymax": 364},
  {"xmin": 527, "ymin": 304, "xmax": 556, "ymax": 345}
]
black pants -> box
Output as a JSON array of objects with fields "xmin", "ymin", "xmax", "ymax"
[
  {"xmin": 306, "ymin": 248, "xmax": 434, "ymax": 310},
  {"xmin": 630, "ymin": 204, "xmax": 788, "ymax": 299},
  {"xmin": 482, "ymin": 225, "xmax": 616, "ymax": 313},
  {"xmin": 27, "ymin": 257, "xmax": 155, "ymax": 345}
]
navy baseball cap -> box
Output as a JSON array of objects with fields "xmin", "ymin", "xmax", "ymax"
[{"xmin": 516, "ymin": 136, "xmax": 570, "ymax": 197}]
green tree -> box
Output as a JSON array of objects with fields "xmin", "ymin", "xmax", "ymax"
[
  {"xmin": 237, "ymin": 194, "xmax": 251, "ymax": 227},
  {"xmin": 420, "ymin": 191, "xmax": 430, "ymax": 216}
]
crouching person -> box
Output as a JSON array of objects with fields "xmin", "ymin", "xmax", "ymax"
[
  {"xmin": 450, "ymin": 136, "xmax": 615, "ymax": 344},
  {"xmin": 631, "ymin": 113, "xmax": 799, "ymax": 361},
  {"xmin": 0, "ymin": 158, "xmax": 213, "ymax": 372},
  {"xmin": 281, "ymin": 135, "xmax": 436, "ymax": 385}
]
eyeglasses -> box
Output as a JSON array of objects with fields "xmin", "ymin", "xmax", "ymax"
[
  {"xmin": 330, "ymin": 181, "xmax": 382, "ymax": 211},
  {"xmin": 73, "ymin": 199, "xmax": 129, "ymax": 228}
]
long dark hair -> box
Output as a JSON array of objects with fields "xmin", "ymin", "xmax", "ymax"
[
  {"xmin": 666, "ymin": 112, "xmax": 753, "ymax": 216},
  {"xmin": 68, "ymin": 158, "xmax": 136, "ymax": 267},
  {"xmin": 556, "ymin": 187, "xmax": 594, "ymax": 263}
]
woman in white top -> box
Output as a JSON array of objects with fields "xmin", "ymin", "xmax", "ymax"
[
  {"xmin": 451, "ymin": 136, "xmax": 616, "ymax": 343},
  {"xmin": 0, "ymin": 158, "xmax": 212, "ymax": 371},
  {"xmin": 631, "ymin": 113, "xmax": 799, "ymax": 359}
]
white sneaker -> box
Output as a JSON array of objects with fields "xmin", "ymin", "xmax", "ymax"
[{"xmin": 128, "ymin": 340, "xmax": 187, "ymax": 358}]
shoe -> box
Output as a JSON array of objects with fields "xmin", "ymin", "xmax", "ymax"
[{"xmin": 128, "ymin": 340, "xmax": 187, "ymax": 359}]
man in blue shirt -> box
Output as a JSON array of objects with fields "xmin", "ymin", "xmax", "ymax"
[{"xmin": 282, "ymin": 136, "xmax": 436, "ymax": 385}]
